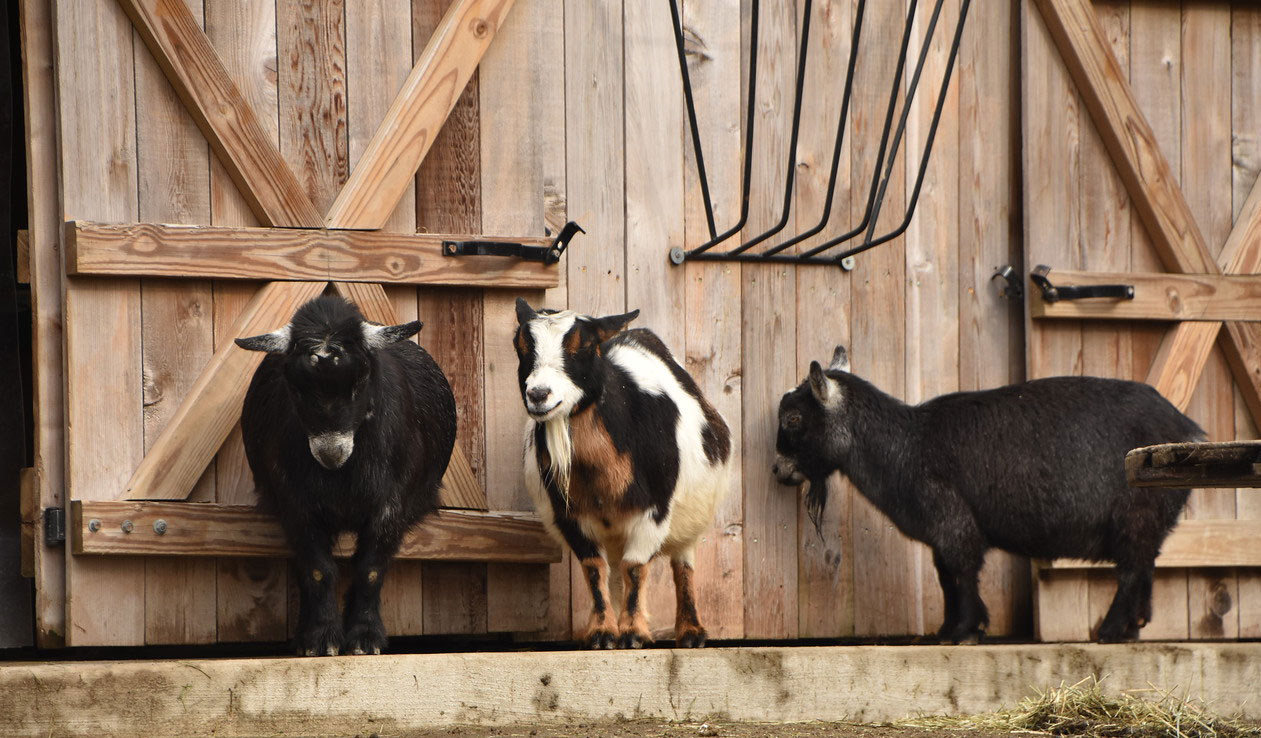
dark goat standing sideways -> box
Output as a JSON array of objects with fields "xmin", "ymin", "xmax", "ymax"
[
  {"xmin": 774, "ymin": 346, "xmax": 1204, "ymax": 644},
  {"xmin": 236, "ymin": 296, "xmax": 456, "ymax": 656}
]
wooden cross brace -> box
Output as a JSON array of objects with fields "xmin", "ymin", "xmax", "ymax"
[
  {"xmin": 1032, "ymin": 0, "xmax": 1261, "ymax": 425},
  {"xmin": 103, "ymin": 0, "xmax": 522, "ymax": 505}
]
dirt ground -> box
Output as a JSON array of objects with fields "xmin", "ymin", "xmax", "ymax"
[{"xmin": 327, "ymin": 722, "xmax": 1031, "ymax": 738}]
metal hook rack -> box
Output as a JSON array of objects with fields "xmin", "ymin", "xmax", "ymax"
[{"xmin": 667, "ymin": 0, "xmax": 972, "ymax": 270}]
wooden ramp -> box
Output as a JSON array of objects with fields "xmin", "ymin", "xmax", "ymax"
[{"xmin": 3, "ymin": 643, "xmax": 1260, "ymax": 736}]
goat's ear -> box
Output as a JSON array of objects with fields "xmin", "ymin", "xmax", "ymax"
[
  {"xmin": 362, "ymin": 320, "xmax": 423, "ymax": 349},
  {"xmin": 592, "ymin": 309, "xmax": 639, "ymax": 343},
  {"xmin": 234, "ymin": 325, "xmax": 291, "ymax": 353},
  {"xmin": 808, "ymin": 360, "xmax": 841, "ymax": 407},
  {"xmin": 829, "ymin": 345, "xmax": 850, "ymax": 372},
  {"xmin": 515, "ymin": 297, "xmax": 538, "ymax": 324}
]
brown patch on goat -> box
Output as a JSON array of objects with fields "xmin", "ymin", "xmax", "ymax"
[
  {"xmin": 617, "ymin": 562, "xmax": 653, "ymax": 648},
  {"xmin": 567, "ymin": 407, "xmax": 634, "ymax": 516},
  {"xmin": 580, "ymin": 557, "xmax": 618, "ymax": 648},
  {"xmin": 671, "ymin": 559, "xmax": 708, "ymax": 647},
  {"xmin": 564, "ymin": 327, "xmax": 583, "ymax": 354},
  {"xmin": 515, "ymin": 330, "xmax": 528, "ymax": 355}
]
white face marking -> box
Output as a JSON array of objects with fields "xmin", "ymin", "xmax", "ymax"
[
  {"xmin": 308, "ymin": 431, "xmax": 354, "ymax": 470},
  {"xmin": 524, "ymin": 312, "xmax": 585, "ymax": 421}
]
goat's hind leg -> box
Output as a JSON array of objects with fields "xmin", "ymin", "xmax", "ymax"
[
  {"xmin": 1097, "ymin": 561, "xmax": 1150, "ymax": 643},
  {"xmin": 671, "ymin": 553, "xmax": 707, "ymax": 648}
]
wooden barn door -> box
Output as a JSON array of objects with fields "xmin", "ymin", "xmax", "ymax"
[
  {"xmin": 1023, "ymin": 0, "xmax": 1261, "ymax": 641},
  {"xmin": 26, "ymin": 0, "xmax": 565, "ymax": 647}
]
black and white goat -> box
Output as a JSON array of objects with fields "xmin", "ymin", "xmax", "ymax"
[
  {"xmin": 236, "ymin": 295, "xmax": 456, "ymax": 656},
  {"xmin": 514, "ymin": 298, "xmax": 732, "ymax": 648},
  {"xmin": 774, "ymin": 346, "xmax": 1203, "ymax": 643}
]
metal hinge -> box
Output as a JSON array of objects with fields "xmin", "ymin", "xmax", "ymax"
[
  {"xmin": 1030, "ymin": 264, "xmax": 1134, "ymax": 303},
  {"xmin": 43, "ymin": 507, "xmax": 65, "ymax": 546},
  {"xmin": 442, "ymin": 221, "xmax": 585, "ymax": 265}
]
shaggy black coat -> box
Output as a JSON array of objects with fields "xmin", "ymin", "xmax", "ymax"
[
  {"xmin": 775, "ymin": 352, "xmax": 1203, "ymax": 643},
  {"xmin": 239, "ymin": 296, "xmax": 456, "ymax": 656}
]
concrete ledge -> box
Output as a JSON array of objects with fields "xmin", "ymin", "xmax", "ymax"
[{"xmin": 2, "ymin": 643, "xmax": 1259, "ymax": 737}]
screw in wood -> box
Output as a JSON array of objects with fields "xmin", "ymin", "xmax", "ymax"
[
  {"xmin": 121, "ymin": 520, "xmax": 134, "ymax": 534},
  {"xmin": 153, "ymin": 519, "xmax": 168, "ymax": 535},
  {"xmin": 87, "ymin": 519, "xmax": 101, "ymax": 532}
]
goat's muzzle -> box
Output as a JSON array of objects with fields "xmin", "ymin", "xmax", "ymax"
[
  {"xmin": 309, "ymin": 431, "xmax": 354, "ymax": 470},
  {"xmin": 772, "ymin": 455, "xmax": 806, "ymax": 486}
]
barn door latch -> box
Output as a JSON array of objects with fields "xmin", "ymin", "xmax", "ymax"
[
  {"xmin": 1030, "ymin": 265, "xmax": 1134, "ymax": 303},
  {"xmin": 442, "ymin": 221, "xmax": 585, "ymax": 265},
  {"xmin": 43, "ymin": 507, "xmax": 65, "ymax": 546}
]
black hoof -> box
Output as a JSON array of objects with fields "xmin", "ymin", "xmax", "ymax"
[
  {"xmin": 618, "ymin": 631, "xmax": 649, "ymax": 649},
  {"xmin": 343, "ymin": 621, "xmax": 387, "ymax": 656},
  {"xmin": 295, "ymin": 622, "xmax": 343, "ymax": 657},
  {"xmin": 676, "ymin": 629, "xmax": 708, "ymax": 648},
  {"xmin": 585, "ymin": 629, "xmax": 617, "ymax": 649}
]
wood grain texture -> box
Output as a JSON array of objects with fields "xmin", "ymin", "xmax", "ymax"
[
  {"xmin": 1031, "ymin": 271, "xmax": 1261, "ymax": 321},
  {"xmin": 278, "ymin": 0, "xmax": 349, "ymax": 214},
  {"xmin": 326, "ymin": 0, "xmax": 516, "ymax": 228},
  {"xmin": 66, "ymin": 221, "xmax": 558, "ymax": 288},
  {"xmin": 1022, "ymin": 0, "xmax": 1087, "ymax": 642},
  {"xmin": 959, "ymin": 0, "xmax": 1027, "ymax": 638},
  {"xmin": 5, "ymin": 643, "xmax": 1261, "ymax": 734},
  {"xmin": 1126, "ymin": 1, "xmax": 1188, "ymax": 643},
  {"xmin": 133, "ymin": 0, "xmax": 217, "ymax": 645},
  {"xmin": 117, "ymin": 0, "xmax": 323, "ymax": 228},
  {"xmin": 19, "ymin": 0, "xmax": 66, "ymax": 646},
  {"xmin": 121, "ymin": 280, "xmax": 327, "ymax": 501},
  {"xmin": 72, "ymin": 502, "xmax": 561, "ymax": 563},
  {"xmin": 205, "ymin": 0, "xmax": 289, "ymax": 645},
  {"xmin": 54, "ymin": 0, "xmax": 146, "ymax": 646},
  {"xmin": 681, "ymin": 0, "xmax": 744, "ymax": 642}
]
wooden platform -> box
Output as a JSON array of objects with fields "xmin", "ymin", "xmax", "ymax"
[
  {"xmin": 2, "ymin": 643, "xmax": 1259, "ymax": 736},
  {"xmin": 1127, "ymin": 440, "xmax": 1261, "ymax": 488}
]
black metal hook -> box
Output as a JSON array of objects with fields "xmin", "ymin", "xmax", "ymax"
[
  {"xmin": 1030, "ymin": 264, "xmax": 1134, "ymax": 303},
  {"xmin": 443, "ymin": 221, "xmax": 584, "ymax": 265}
]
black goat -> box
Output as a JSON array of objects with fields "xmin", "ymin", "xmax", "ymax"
[
  {"xmin": 773, "ymin": 346, "xmax": 1203, "ymax": 643},
  {"xmin": 236, "ymin": 295, "xmax": 456, "ymax": 656}
]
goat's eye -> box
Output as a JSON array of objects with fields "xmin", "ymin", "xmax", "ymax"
[
  {"xmin": 783, "ymin": 413, "xmax": 802, "ymax": 432},
  {"xmin": 307, "ymin": 353, "xmax": 319, "ymax": 366}
]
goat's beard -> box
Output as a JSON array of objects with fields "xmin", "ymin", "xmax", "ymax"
[
  {"xmin": 543, "ymin": 415, "xmax": 573, "ymax": 507},
  {"xmin": 803, "ymin": 474, "xmax": 831, "ymax": 542}
]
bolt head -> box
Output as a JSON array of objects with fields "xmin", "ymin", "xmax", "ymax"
[
  {"xmin": 120, "ymin": 520, "xmax": 134, "ymax": 534},
  {"xmin": 87, "ymin": 519, "xmax": 101, "ymax": 532},
  {"xmin": 669, "ymin": 247, "xmax": 686, "ymax": 265},
  {"xmin": 840, "ymin": 256, "xmax": 856, "ymax": 271},
  {"xmin": 153, "ymin": 519, "xmax": 168, "ymax": 535}
]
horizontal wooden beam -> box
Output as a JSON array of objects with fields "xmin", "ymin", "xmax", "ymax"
[
  {"xmin": 325, "ymin": 0, "xmax": 517, "ymax": 228},
  {"xmin": 116, "ymin": 0, "xmax": 323, "ymax": 228},
  {"xmin": 1126, "ymin": 440, "xmax": 1261, "ymax": 488},
  {"xmin": 71, "ymin": 501, "xmax": 561, "ymax": 563},
  {"xmin": 66, "ymin": 221, "xmax": 559, "ymax": 289},
  {"xmin": 1030, "ymin": 271, "xmax": 1261, "ymax": 321},
  {"xmin": 1037, "ymin": 519, "xmax": 1261, "ymax": 569},
  {"xmin": 6, "ymin": 643, "xmax": 1261, "ymax": 733}
]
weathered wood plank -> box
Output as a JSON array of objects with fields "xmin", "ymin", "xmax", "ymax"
[
  {"xmin": 681, "ymin": 0, "xmax": 744, "ymax": 642},
  {"xmin": 120, "ymin": 280, "xmax": 327, "ymax": 501},
  {"xmin": 1031, "ymin": 271, "xmax": 1261, "ymax": 321},
  {"xmin": 19, "ymin": 0, "xmax": 66, "ymax": 647},
  {"xmin": 5, "ymin": 643, "xmax": 1261, "ymax": 735},
  {"xmin": 1127, "ymin": 440, "xmax": 1261, "ymax": 488},
  {"xmin": 66, "ymin": 221, "xmax": 559, "ymax": 288},
  {"xmin": 1039, "ymin": 519, "xmax": 1261, "ymax": 569},
  {"xmin": 116, "ymin": 0, "xmax": 323, "ymax": 228},
  {"xmin": 1022, "ymin": 0, "xmax": 1087, "ymax": 642},
  {"xmin": 134, "ymin": 0, "xmax": 217, "ymax": 645},
  {"xmin": 54, "ymin": 0, "xmax": 146, "ymax": 647},
  {"xmin": 71, "ymin": 502, "xmax": 561, "ymax": 563},
  {"xmin": 325, "ymin": 0, "xmax": 517, "ymax": 228}
]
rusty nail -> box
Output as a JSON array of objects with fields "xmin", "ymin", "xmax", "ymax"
[
  {"xmin": 153, "ymin": 519, "xmax": 168, "ymax": 535},
  {"xmin": 121, "ymin": 520, "xmax": 134, "ymax": 534},
  {"xmin": 87, "ymin": 519, "xmax": 101, "ymax": 532}
]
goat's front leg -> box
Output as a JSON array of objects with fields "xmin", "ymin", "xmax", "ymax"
[
  {"xmin": 342, "ymin": 524, "xmax": 404, "ymax": 655},
  {"xmin": 290, "ymin": 527, "xmax": 342, "ymax": 656},
  {"xmin": 671, "ymin": 555, "xmax": 707, "ymax": 647},
  {"xmin": 617, "ymin": 560, "xmax": 654, "ymax": 649},
  {"xmin": 552, "ymin": 516, "xmax": 617, "ymax": 648}
]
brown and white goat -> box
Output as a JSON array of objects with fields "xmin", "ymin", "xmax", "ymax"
[{"xmin": 514, "ymin": 298, "xmax": 732, "ymax": 648}]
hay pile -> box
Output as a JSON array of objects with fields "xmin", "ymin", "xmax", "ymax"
[{"xmin": 894, "ymin": 678, "xmax": 1259, "ymax": 738}]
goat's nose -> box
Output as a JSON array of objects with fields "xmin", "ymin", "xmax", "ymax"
[
  {"xmin": 526, "ymin": 387, "xmax": 551, "ymax": 405},
  {"xmin": 771, "ymin": 463, "xmax": 781, "ymax": 476}
]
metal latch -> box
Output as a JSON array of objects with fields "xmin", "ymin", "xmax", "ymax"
[
  {"xmin": 44, "ymin": 507, "xmax": 65, "ymax": 546},
  {"xmin": 1030, "ymin": 264, "xmax": 1134, "ymax": 303},
  {"xmin": 991, "ymin": 265, "xmax": 1023, "ymax": 301},
  {"xmin": 443, "ymin": 221, "xmax": 585, "ymax": 265}
]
